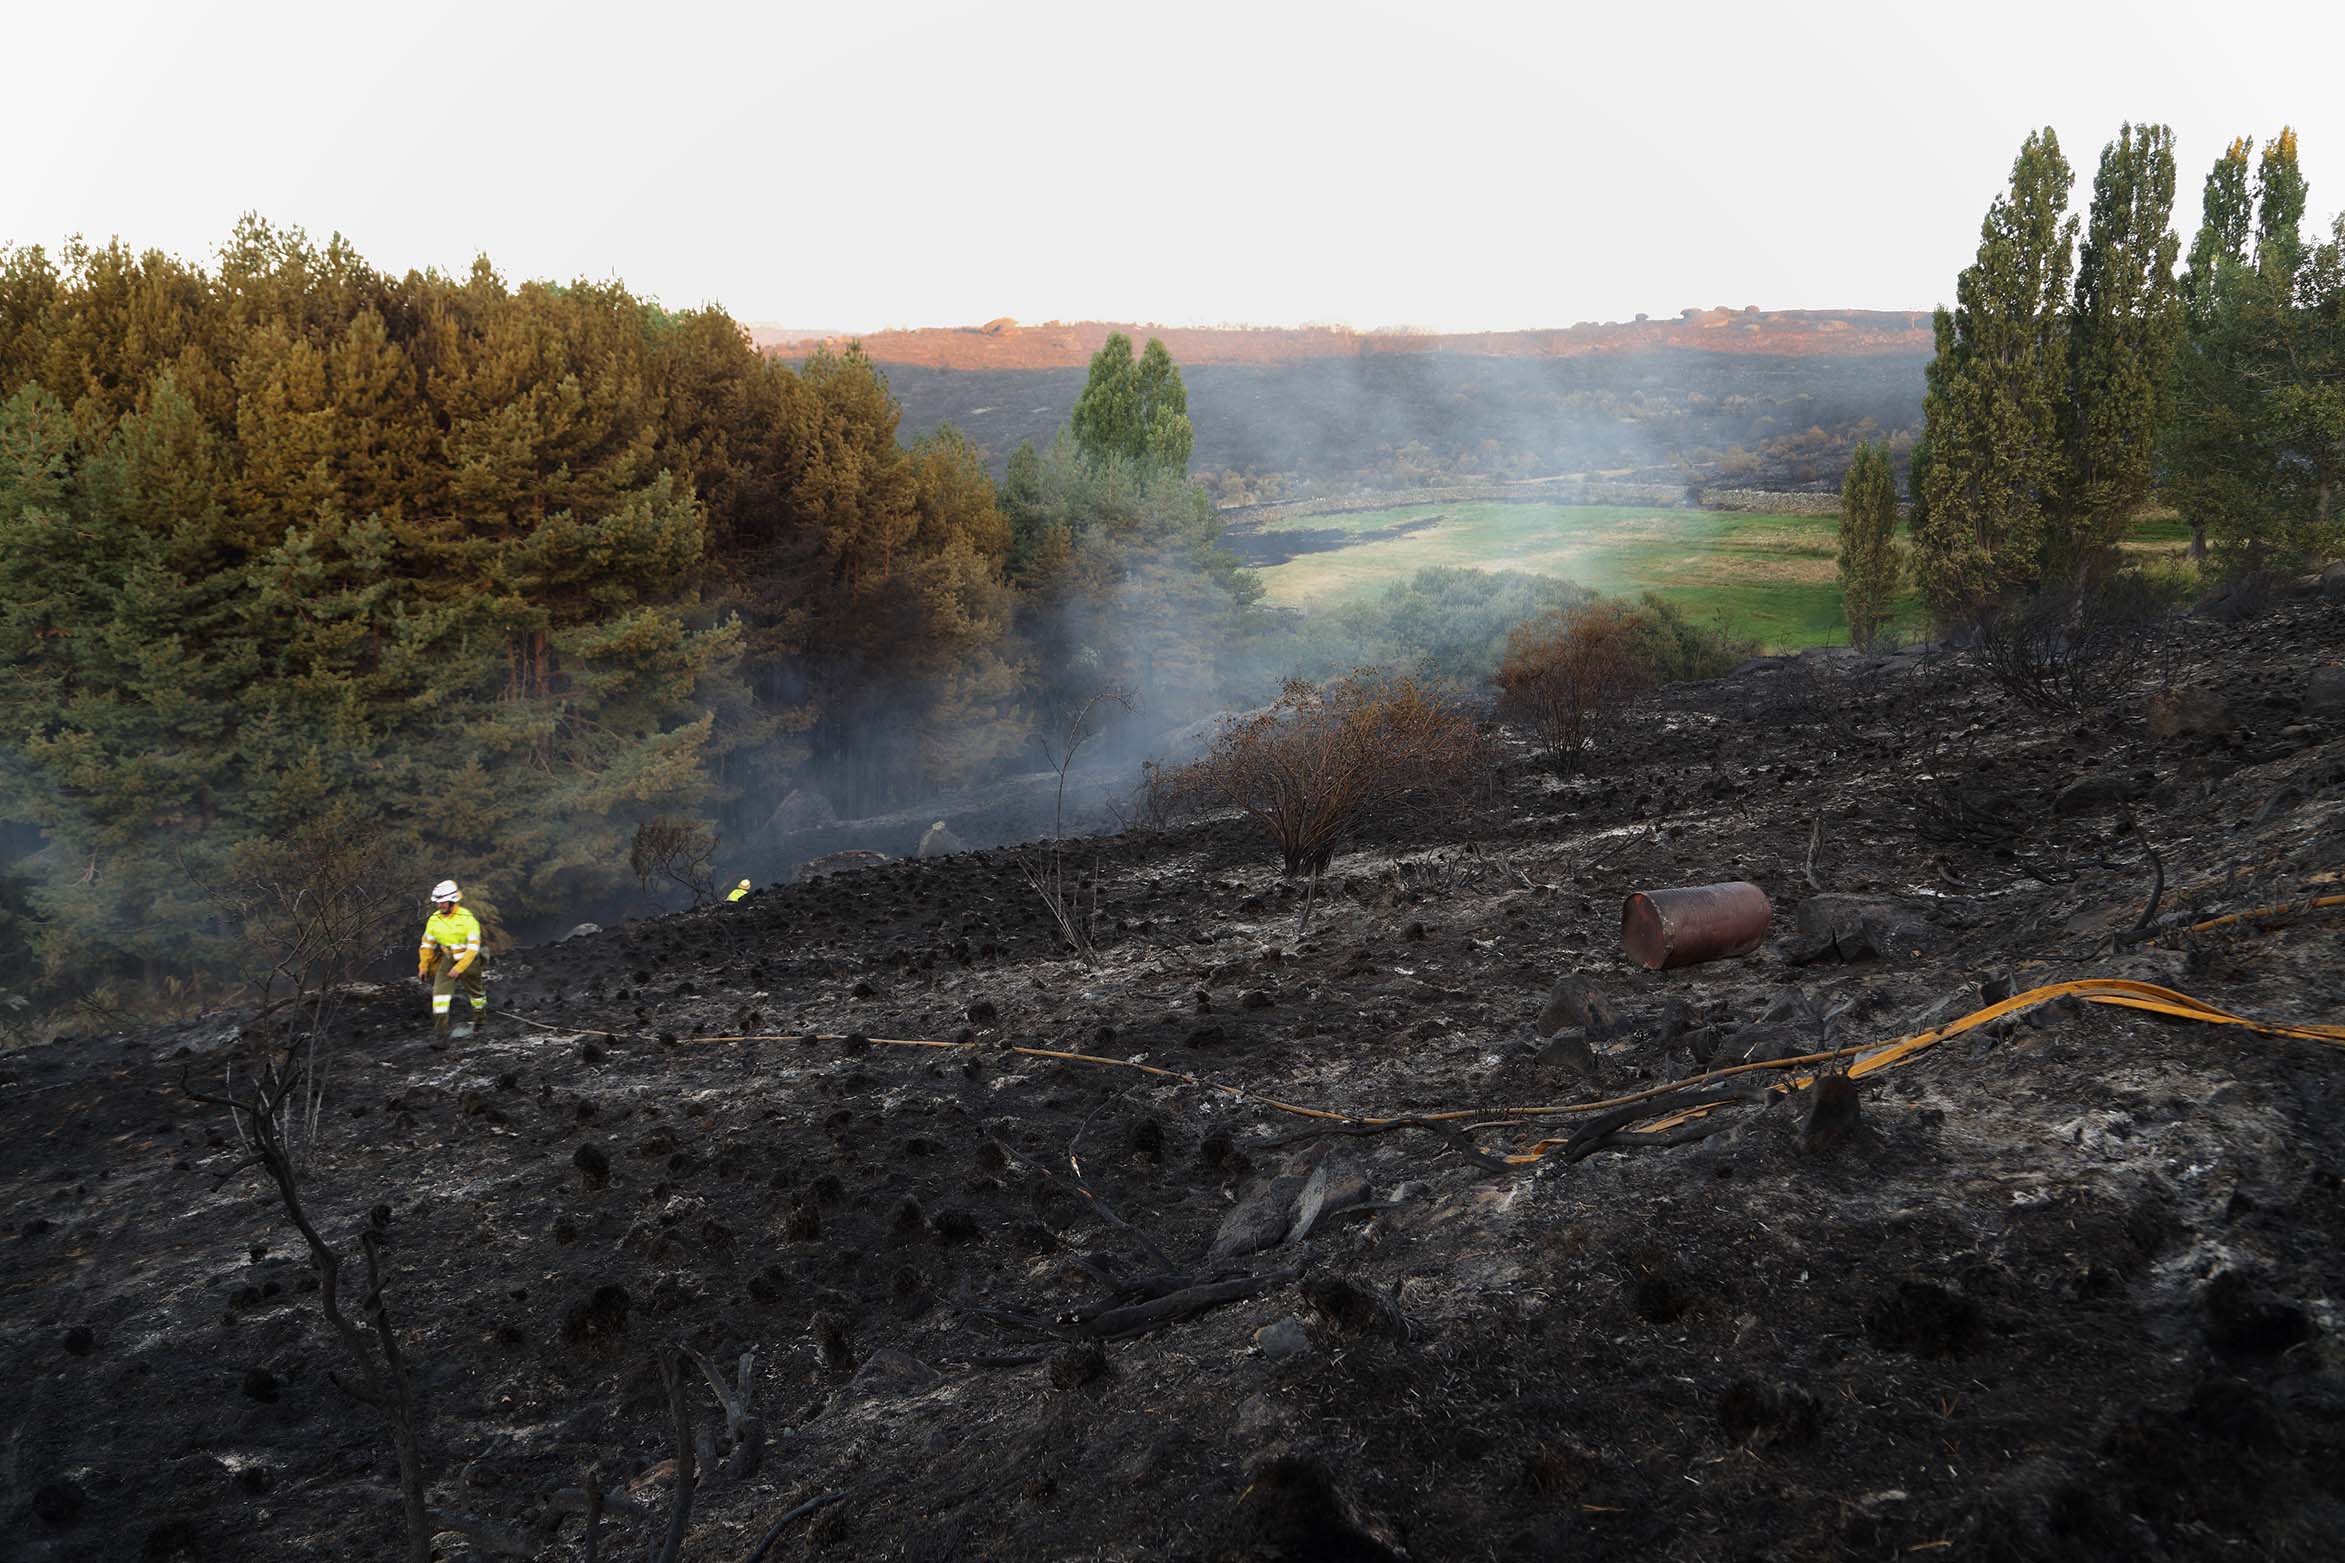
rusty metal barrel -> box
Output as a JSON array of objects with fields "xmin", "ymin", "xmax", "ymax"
[{"xmin": 1621, "ymin": 881, "xmax": 1773, "ymax": 970}]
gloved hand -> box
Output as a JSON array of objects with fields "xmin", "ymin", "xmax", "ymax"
[
  {"xmin": 451, "ymin": 956, "xmax": 475, "ymax": 977},
  {"xmin": 418, "ymin": 964, "xmax": 432, "ymax": 982}
]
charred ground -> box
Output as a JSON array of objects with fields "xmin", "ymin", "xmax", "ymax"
[{"xmin": 5, "ymin": 594, "xmax": 2343, "ymax": 1562}]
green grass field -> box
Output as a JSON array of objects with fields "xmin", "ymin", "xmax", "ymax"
[{"xmin": 1240, "ymin": 501, "xmax": 2196, "ymax": 652}]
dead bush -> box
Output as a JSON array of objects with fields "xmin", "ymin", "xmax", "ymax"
[
  {"xmin": 629, "ymin": 816, "xmax": 720, "ymax": 907},
  {"xmin": 1016, "ymin": 684, "xmax": 1131, "ymax": 964},
  {"xmin": 201, "ymin": 812, "xmax": 410, "ymax": 1009},
  {"xmin": 192, "ymin": 811, "xmax": 409, "ymax": 1166},
  {"xmin": 1494, "ymin": 599, "xmax": 1653, "ymax": 772},
  {"xmin": 1977, "ymin": 577, "xmax": 2170, "ymax": 715},
  {"xmin": 1178, "ymin": 670, "xmax": 1484, "ymax": 880},
  {"xmin": 1130, "ymin": 757, "xmax": 1197, "ymax": 831}
]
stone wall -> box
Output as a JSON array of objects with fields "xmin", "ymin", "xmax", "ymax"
[
  {"xmin": 1698, "ymin": 488, "xmax": 1847, "ymax": 517},
  {"xmin": 1221, "ymin": 480, "xmax": 1860, "ymax": 524}
]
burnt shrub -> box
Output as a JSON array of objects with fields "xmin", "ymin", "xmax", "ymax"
[
  {"xmin": 1495, "ymin": 599, "xmax": 1650, "ymax": 774},
  {"xmin": 1179, "ymin": 670, "xmax": 1485, "ymax": 876},
  {"xmin": 1976, "ymin": 574, "xmax": 2172, "ymax": 715}
]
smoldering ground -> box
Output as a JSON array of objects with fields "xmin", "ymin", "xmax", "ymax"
[{"xmin": 4, "ymin": 587, "xmax": 2341, "ymax": 1562}]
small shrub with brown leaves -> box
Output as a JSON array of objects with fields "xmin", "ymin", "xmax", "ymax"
[
  {"xmin": 1179, "ymin": 670, "xmax": 1484, "ymax": 877},
  {"xmin": 1494, "ymin": 599, "xmax": 1653, "ymax": 773}
]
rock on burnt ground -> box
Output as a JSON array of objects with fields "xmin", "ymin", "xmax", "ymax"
[{"xmin": 3, "ymin": 596, "xmax": 2342, "ymax": 1561}]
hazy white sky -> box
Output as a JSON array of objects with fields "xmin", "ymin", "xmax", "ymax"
[{"xmin": 10, "ymin": 0, "xmax": 2340, "ymax": 332}]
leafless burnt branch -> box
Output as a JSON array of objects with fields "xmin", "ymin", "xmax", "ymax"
[{"xmin": 181, "ymin": 1052, "xmax": 431, "ymax": 1562}]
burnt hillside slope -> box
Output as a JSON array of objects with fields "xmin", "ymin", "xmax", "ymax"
[{"xmin": 5, "ymin": 593, "xmax": 2343, "ymax": 1562}]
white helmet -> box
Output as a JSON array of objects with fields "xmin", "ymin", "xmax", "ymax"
[
  {"xmin": 430, "ymin": 880, "xmax": 462, "ymax": 904},
  {"xmin": 737, "ymin": 879, "xmax": 751, "ymax": 889}
]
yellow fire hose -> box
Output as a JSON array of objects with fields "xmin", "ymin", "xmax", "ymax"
[
  {"xmin": 2185, "ymin": 894, "xmax": 2345, "ymax": 933},
  {"xmin": 495, "ymin": 978, "xmax": 2341, "ymax": 1168},
  {"xmin": 1557, "ymin": 978, "xmax": 2345, "ymax": 1151}
]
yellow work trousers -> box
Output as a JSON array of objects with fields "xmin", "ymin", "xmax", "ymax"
[{"xmin": 429, "ymin": 952, "xmax": 487, "ymax": 1018}]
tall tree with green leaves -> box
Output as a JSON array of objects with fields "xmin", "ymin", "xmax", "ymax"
[
  {"xmin": 2254, "ymin": 127, "xmax": 2309, "ymax": 278},
  {"xmin": 1836, "ymin": 442, "xmax": 1901, "ymax": 650},
  {"xmin": 2270, "ymin": 208, "xmax": 2345, "ymax": 557},
  {"xmin": 2053, "ymin": 122, "xmax": 2183, "ymax": 581},
  {"xmin": 2167, "ymin": 137, "xmax": 2262, "ymax": 560},
  {"xmin": 2168, "ymin": 137, "xmax": 2257, "ymax": 560},
  {"xmin": 2163, "ymin": 128, "xmax": 2343, "ymax": 570},
  {"xmin": 1914, "ymin": 128, "xmax": 2078, "ymax": 624},
  {"xmin": 2181, "ymin": 137, "xmax": 2254, "ymax": 323},
  {"xmin": 1070, "ymin": 332, "xmax": 1194, "ymax": 477}
]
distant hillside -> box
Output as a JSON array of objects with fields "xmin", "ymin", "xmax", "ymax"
[
  {"xmin": 759, "ymin": 308, "xmax": 1932, "ymax": 368},
  {"xmin": 744, "ymin": 324, "xmax": 863, "ymax": 351},
  {"xmin": 758, "ymin": 312, "xmax": 1933, "ymax": 495},
  {"xmin": 888, "ymin": 353, "xmax": 1919, "ymax": 491}
]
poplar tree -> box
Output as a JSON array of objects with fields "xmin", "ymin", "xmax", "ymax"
[
  {"xmin": 2181, "ymin": 138, "xmax": 2254, "ymax": 323},
  {"xmin": 1914, "ymin": 128, "xmax": 2077, "ymax": 624},
  {"xmin": 1835, "ymin": 442, "xmax": 1901, "ymax": 650},
  {"xmin": 2253, "ymin": 128, "xmax": 2309, "ymax": 278},
  {"xmin": 2270, "ymin": 209, "xmax": 2345, "ymax": 559},
  {"xmin": 1070, "ymin": 332, "xmax": 1195, "ymax": 478},
  {"xmin": 2053, "ymin": 122, "xmax": 2183, "ymax": 581},
  {"xmin": 2167, "ymin": 138, "xmax": 2257, "ymax": 561},
  {"xmin": 2163, "ymin": 128, "xmax": 2344, "ymax": 569},
  {"xmin": 1132, "ymin": 337, "xmax": 1196, "ymax": 475}
]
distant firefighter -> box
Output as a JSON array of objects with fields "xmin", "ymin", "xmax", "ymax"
[
  {"xmin": 920, "ymin": 820, "xmax": 964, "ymax": 858},
  {"xmin": 727, "ymin": 878, "xmax": 752, "ymax": 902},
  {"xmin": 417, "ymin": 879, "xmax": 485, "ymax": 1040}
]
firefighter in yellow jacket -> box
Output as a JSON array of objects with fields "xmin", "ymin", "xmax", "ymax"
[{"xmin": 418, "ymin": 879, "xmax": 486, "ymax": 1039}]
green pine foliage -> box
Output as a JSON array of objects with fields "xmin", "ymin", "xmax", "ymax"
[
  {"xmin": 0, "ymin": 221, "xmax": 1088, "ymax": 1010},
  {"xmin": 0, "ymin": 221, "xmax": 1277, "ymax": 1013}
]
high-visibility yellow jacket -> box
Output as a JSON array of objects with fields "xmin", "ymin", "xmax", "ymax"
[
  {"xmin": 419, "ymin": 907, "xmax": 483, "ymax": 976},
  {"xmin": 727, "ymin": 885, "xmax": 749, "ymax": 902}
]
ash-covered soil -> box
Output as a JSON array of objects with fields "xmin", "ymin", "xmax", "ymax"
[{"xmin": 6, "ymin": 597, "xmax": 2344, "ymax": 1563}]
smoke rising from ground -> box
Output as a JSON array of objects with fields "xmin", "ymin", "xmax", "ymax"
[{"xmin": 869, "ymin": 347, "xmax": 1927, "ymax": 495}]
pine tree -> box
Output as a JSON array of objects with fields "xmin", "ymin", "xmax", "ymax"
[
  {"xmin": 1914, "ymin": 128, "xmax": 2077, "ymax": 624},
  {"xmin": 0, "ymin": 220, "xmax": 1111, "ymax": 1009},
  {"xmin": 0, "ymin": 376, "xmax": 260, "ymax": 982},
  {"xmin": 1836, "ymin": 442, "xmax": 1901, "ymax": 650},
  {"xmin": 998, "ymin": 430, "xmax": 1255, "ymax": 734}
]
